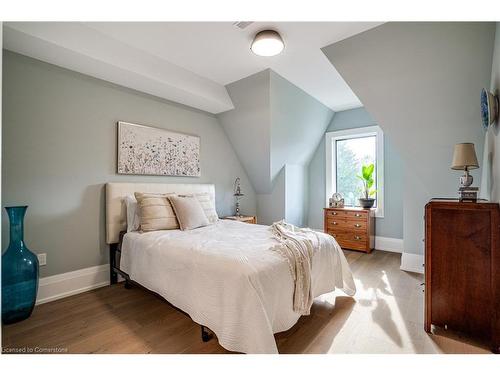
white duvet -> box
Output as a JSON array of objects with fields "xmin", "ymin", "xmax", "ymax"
[{"xmin": 120, "ymin": 220, "xmax": 355, "ymax": 354}]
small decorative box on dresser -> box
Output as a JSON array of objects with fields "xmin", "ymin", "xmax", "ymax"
[
  {"xmin": 323, "ymin": 207, "xmax": 375, "ymax": 253},
  {"xmin": 223, "ymin": 215, "xmax": 257, "ymax": 224},
  {"xmin": 424, "ymin": 199, "xmax": 500, "ymax": 353}
]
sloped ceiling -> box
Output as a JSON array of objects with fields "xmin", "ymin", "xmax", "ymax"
[
  {"xmin": 217, "ymin": 69, "xmax": 333, "ymax": 195},
  {"xmin": 83, "ymin": 22, "xmax": 382, "ymax": 111},
  {"xmin": 3, "ymin": 22, "xmax": 234, "ymax": 113},
  {"xmin": 217, "ymin": 70, "xmax": 272, "ymax": 194},
  {"xmin": 270, "ymin": 71, "xmax": 334, "ymax": 182},
  {"xmin": 3, "ymin": 22, "xmax": 382, "ymax": 114},
  {"xmin": 322, "ymin": 22, "xmax": 495, "ymax": 254},
  {"xmin": 322, "ymin": 22, "xmax": 495, "ymax": 195}
]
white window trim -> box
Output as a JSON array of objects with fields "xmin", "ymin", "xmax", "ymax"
[{"xmin": 325, "ymin": 125, "xmax": 384, "ymax": 218}]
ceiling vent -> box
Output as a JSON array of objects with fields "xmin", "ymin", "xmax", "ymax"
[{"xmin": 232, "ymin": 21, "xmax": 253, "ymax": 29}]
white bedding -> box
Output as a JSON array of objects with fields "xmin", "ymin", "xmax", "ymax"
[{"xmin": 120, "ymin": 220, "xmax": 355, "ymax": 353}]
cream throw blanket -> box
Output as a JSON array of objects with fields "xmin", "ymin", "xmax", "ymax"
[{"xmin": 270, "ymin": 220, "xmax": 318, "ymax": 315}]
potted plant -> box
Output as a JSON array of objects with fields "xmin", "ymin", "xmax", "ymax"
[{"xmin": 357, "ymin": 163, "xmax": 376, "ymax": 209}]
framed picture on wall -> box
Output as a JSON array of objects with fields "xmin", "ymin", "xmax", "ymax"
[{"xmin": 117, "ymin": 121, "xmax": 201, "ymax": 177}]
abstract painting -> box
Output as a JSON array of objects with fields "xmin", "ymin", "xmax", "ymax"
[{"xmin": 117, "ymin": 121, "xmax": 200, "ymax": 176}]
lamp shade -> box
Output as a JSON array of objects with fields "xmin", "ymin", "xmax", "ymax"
[{"xmin": 451, "ymin": 143, "xmax": 479, "ymax": 170}]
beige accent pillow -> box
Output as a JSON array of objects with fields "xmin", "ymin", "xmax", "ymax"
[
  {"xmin": 168, "ymin": 195, "xmax": 210, "ymax": 231},
  {"xmin": 179, "ymin": 192, "xmax": 219, "ymax": 223},
  {"xmin": 134, "ymin": 192, "xmax": 179, "ymax": 231}
]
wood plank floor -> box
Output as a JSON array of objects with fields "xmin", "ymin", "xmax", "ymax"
[{"xmin": 1, "ymin": 250, "xmax": 492, "ymax": 354}]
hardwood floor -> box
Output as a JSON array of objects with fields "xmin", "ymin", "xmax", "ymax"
[{"xmin": 1, "ymin": 250, "xmax": 492, "ymax": 354}]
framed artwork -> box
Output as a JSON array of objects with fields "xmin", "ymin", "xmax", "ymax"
[{"xmin": 117, "ymin": 121, "xmax": 200, "ymax": 177}]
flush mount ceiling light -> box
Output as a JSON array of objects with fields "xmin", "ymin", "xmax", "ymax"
[{"xmin": 251, "ymin": 30, "xmax": 284, "ymax": 57}]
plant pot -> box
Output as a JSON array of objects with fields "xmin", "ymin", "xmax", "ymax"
[
  {"xmin": 358, "ymin": 198, "xmax": 375, "ymax": 209},
  {"xmin": 2, "ymin": 206, "xmax": 39, "ymax": 324}
]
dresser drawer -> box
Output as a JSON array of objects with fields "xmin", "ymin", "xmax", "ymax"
[
  {"xmin": 328, "ymin": 231, "xmax": 366, "ymax": 242},
  {"xmin": 325, "ymin": 209, "xmax": 367, "ymax": 220},
  {"xmin": 326, "ymin": 217, "xmax": 344, "ymax": 228},
  {"xmin": 326, "ymin": 218, "xmax": 367, "ymax": 231},
  {"xmin": 345, "ymin": 210, "xmax": 367, "ymax": 220},
  {"xmin": 325, "ymin": 209, "xmax": 348, "ymax": 219},
  {"xmin": 328, "ymin": 232, "xmax": 368, "ymax": 251},
  {"xmin": 338, "ymin": 239, "xmax": 367, "ymax": 251},
  {"xmin": 343, "ymin": 220, "xmax": 367, "ymax": 231}
]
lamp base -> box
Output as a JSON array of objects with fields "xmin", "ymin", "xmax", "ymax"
[
  {"xmin": 459, "ymin": 169, "xmax": 474, "ymax": 188},
  {"xmin": 459, "ymin": 175, "xmax": 473, "ymax": 188},
  {"xmin": 235, "ymin": 198, "xmax": 241, "ymax": 216}
]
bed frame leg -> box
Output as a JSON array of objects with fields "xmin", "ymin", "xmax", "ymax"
[
  {"xmin": 124, "ymin": 279, "xmax": 132, "ymax": 289},
  {"xmin": 110, "ymin": 244, "xmax": 118, "ymax": 285},
  {"xmin": 201, "ymin": 325, "xmax": 213, "ymax": 342}
]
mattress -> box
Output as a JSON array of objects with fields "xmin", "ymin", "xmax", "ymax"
[{"xmin": 120, "ymin": 219, "xmax": 355, "ymax": 353}]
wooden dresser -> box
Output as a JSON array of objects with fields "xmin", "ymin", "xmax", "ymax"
[
  {"xmin": 424, "ymin": 199, "xmax": 500, "ymax": 353},
  {"xmin": 323, "ymin": 207, "xmax": 375, "ymax": 253}
]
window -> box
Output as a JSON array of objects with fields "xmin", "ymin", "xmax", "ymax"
[{"xmin": 325, "ymin": 126, "xmax": 384, "ymax": 217}]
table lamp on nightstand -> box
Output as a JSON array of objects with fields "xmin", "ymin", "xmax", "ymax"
[
  {"xmin": 451, "ymin": 142, "xmax": 479, "ymax": 201},
  {"xmin": 233, "ymin": 177, "xmax": 244, "ymax": 217}
]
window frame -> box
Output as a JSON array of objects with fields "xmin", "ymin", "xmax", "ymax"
[{"xmin": 325, "ymin": 125, "xmax": 384, "ymax": 218}]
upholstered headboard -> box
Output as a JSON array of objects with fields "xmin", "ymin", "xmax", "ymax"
[{"xmin": 105, "ymin": 182, "xmax": 216, "ymax": 244}]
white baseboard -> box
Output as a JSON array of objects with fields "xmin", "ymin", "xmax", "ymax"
[
  {"xmin": 314, "ymin": 230, "xmax": 403, "ymax": 254},
  {"xmin": 37, "ymin": 264, "xmax": 110, "ymax": 305},
  {"xmin": 400, "ymin": 252, "xmax": 424, "ymax": 274},
  {"xmin": 374, "ymin": 236, "xmax": 403, "ymax": 253}
]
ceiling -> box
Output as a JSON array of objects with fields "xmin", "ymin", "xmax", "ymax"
[{"xmin": 4, "ymin": 22, "xmax": 382, "ymax": 113}]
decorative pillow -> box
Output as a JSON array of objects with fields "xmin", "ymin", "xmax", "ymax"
[
  {"xmin": 168, "ymin": 195, "xmax": 210, "ymax": 231},
  {"xmin": 124, "ymin": 194, "xmax": 140, "ymax": 232},
  {"xmin": 179, "ymin": 192, "xmax": 219, "ymax": 223},
  {"xmin": 134, "ymin": 192, "xmax": 179, "ymax": 231}
]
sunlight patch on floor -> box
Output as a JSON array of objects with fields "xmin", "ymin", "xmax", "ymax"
[{"xmin": 319, "ymin": 251, "xmax": 491, "ymax": 354}]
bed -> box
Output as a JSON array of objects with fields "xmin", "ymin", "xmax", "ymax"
[{"xmin": 106, "ymin": 182, "xmax": 355, "ymax": 354}]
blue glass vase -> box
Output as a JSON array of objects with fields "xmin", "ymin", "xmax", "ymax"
[{"xmin": 2, "ymin": 206, "xmax": 39, "ymax": 324}]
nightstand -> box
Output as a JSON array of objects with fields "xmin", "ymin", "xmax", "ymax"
[{"xmin": 223, "ymin": 215, "xmax": 257, "ymax": 224}]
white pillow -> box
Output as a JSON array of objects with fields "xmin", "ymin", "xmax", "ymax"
[
  {"xmin": 124, "ymin": 194, "xmax": 140, "ymax": 232},
  {"xmin": 179, "ymin": 192, "xmax": 219, "ymax": 223},
  {"xmin": 168, "ymin": 195, "xmax": 210, "ymax": 231}
]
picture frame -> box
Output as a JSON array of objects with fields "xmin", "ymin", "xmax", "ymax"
[{"xmin": 117, "ymin": 121, "xmax": 201, "ymax": 177}]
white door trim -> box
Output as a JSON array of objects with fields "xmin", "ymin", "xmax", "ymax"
[{"xmin": 400, "ymin": 252, "xmax": 424, "ymax": 274}]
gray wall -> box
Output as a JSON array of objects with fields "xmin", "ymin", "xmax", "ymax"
[
  {"xmin": 307, "ymin": 107, "xmax": 404, "ymax": 238},
  {"xmin": 256, "ymin": 167, "xmax": 286, "ymax": 225},
  {"xmin": 218, "ymin": 69, "xmax": 333, "ymax": 226},
  {"xmin": 323, "ymin": 22, "xmax": 495, "ymax": 255},
  {"xmin": 217, "ymin": 70, "xmax": 282, "ymax": 224},
  {"xmin": 481, "ymin": 23, "xmax": 500, "ymax": 202},
  {"xmin": 2, "ymin": 51, "xmax": 256, "ymax": 277},
  {"xmin": 284, "ymin": 164, "xmax": 308, "ymax": 227},
  {"xmin": 217, "ymin": 70, "xmax": 271, "ymax": 194},
  {"xmin": 269, "ymin": 71, "xmax": 334, "ymax": 182},
  {"xmin": 270, "ymin": 72, "xmax": 332, "ymax": 227}
]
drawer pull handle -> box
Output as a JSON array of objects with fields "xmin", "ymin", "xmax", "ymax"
[
  {"xmin": 332, "ymin": 212, "xmax": 337, "ymax": 216},
  {"xmin": 354, "ymin": 235, "xmax": 361, "ymax": 240},
  {"xmin": 355, "ymin": 213, "xmax": 361, "ymax": 217},
  {"xmin": 332, "ymin": 221, "xmax": 337, "ymax": 225},
  {"xmin": 354, "ymin": 224, "xmax": 361, "ymax": 228}
]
